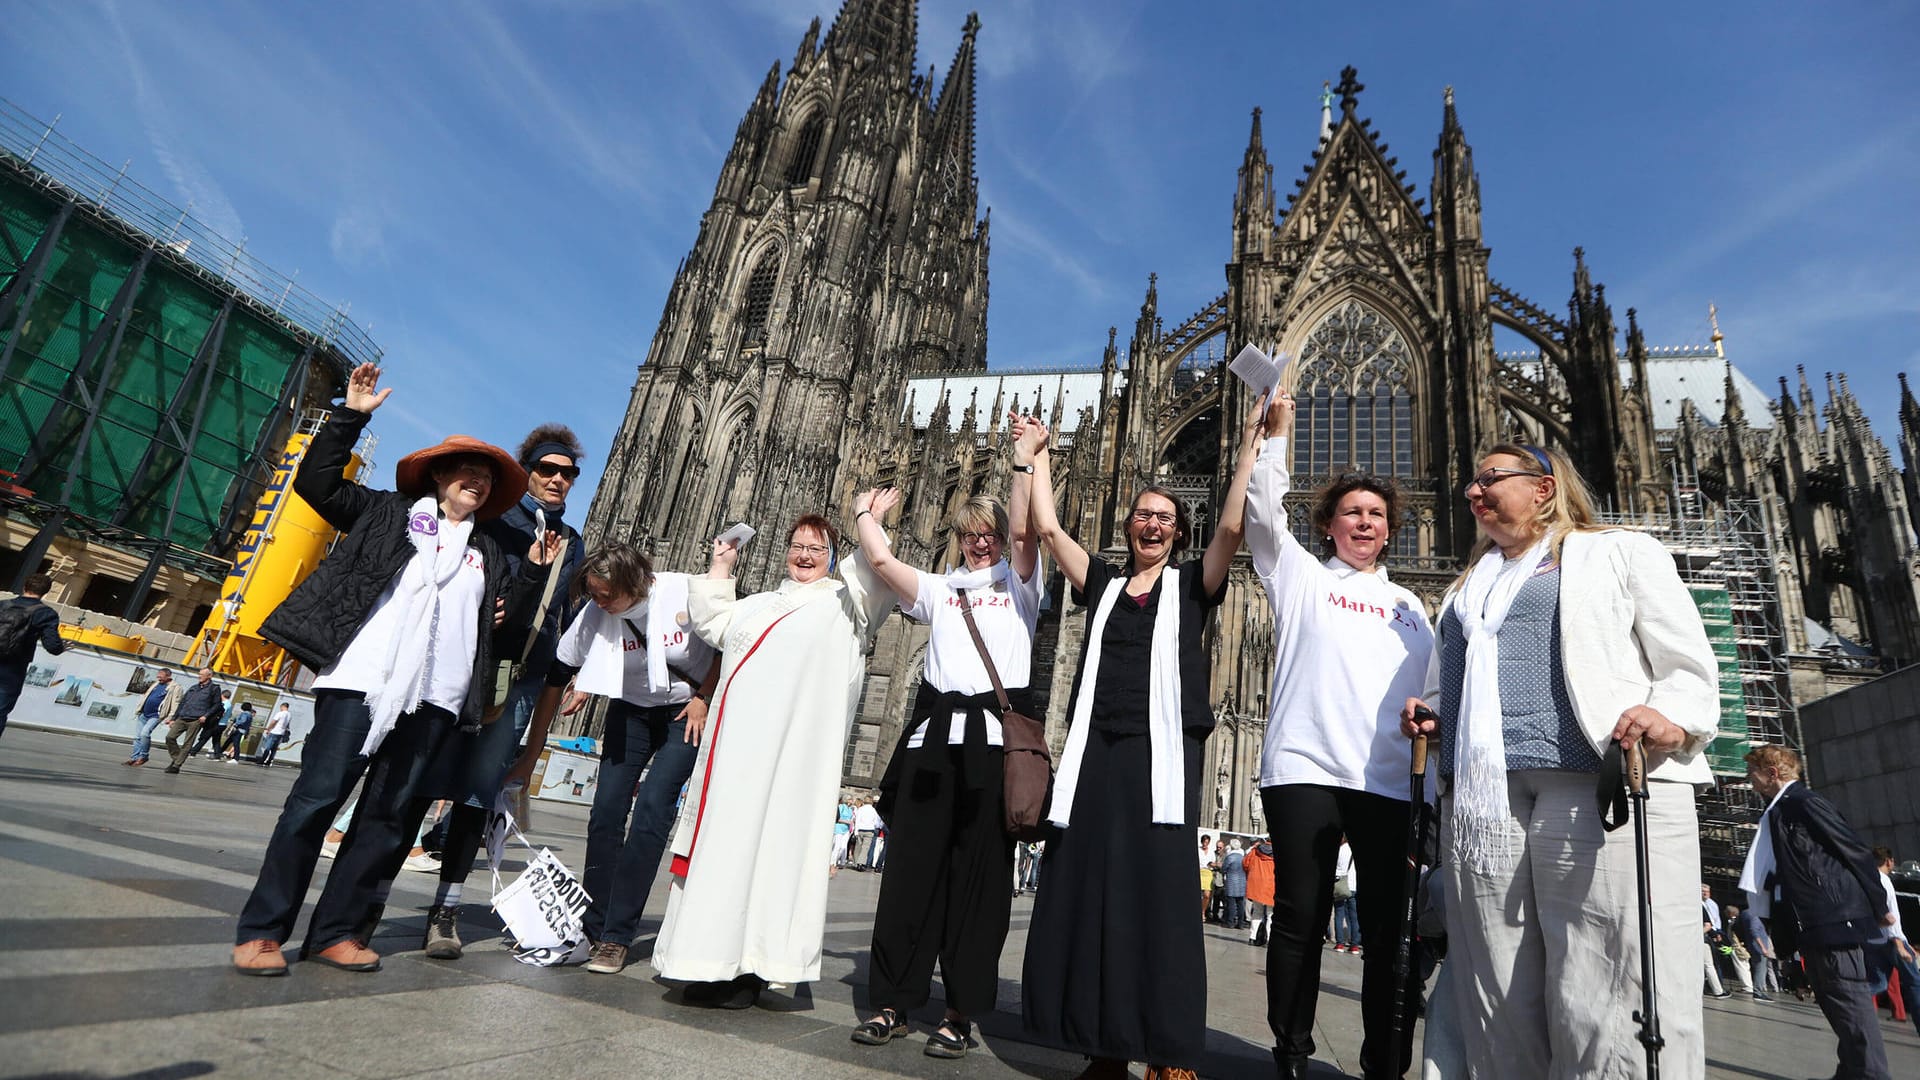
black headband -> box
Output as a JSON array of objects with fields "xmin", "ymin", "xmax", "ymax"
[
  {"xmin": 1521, "ymin": 444, "xmax": 1554, "ymax": 475},
  {"xmin": 522, "ymin": 441, "xmax": 577, "ymax": 467}
]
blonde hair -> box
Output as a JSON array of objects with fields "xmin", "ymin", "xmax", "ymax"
[
  {"xmin": 1454, "ymin": 442, "xmax": 1606, "ymax": 587},
  {"xmin": 940, "ymin": 495, "xmax": 1010, "ymax": 572}
]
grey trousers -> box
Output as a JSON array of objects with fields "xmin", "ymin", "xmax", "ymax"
[
  {"xmin": 1804, "ymin": 944, "xmax": 1891, "ymax": 1080},
  {"xmin": 1425, "ymin": 770, "xmax": 1705, "ymax": 1080}
]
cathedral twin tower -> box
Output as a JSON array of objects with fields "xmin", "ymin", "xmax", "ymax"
[{"xmin": 587, "ymin": 2, "xmax": 988, "ymax": 589}]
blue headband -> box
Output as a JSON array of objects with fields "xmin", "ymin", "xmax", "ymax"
[{"xmin": 1521, "ymin": 445, "xmax": 1554, "ymax": 475}]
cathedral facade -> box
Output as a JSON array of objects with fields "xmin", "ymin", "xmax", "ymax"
[{"xmin": 586, "ymin": 6, "xmax": 1920, "ymax": 835}]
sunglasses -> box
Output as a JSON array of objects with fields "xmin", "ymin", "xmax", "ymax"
[
  {"xmin": 1463, "ymin": 467, "xmax": 1543, "ymax": 494},
  {"xmin": 530, "ymin": 461, "xmax": 581, "ymax": 481}
]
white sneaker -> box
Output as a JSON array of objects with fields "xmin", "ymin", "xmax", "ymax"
[
  {"xmin": 320, "ymin": 839, "xmax": 340, "ymax": 860},
  {"xmin": 402, "ymin": 852, "xmax": 443, "ymax": 874}
]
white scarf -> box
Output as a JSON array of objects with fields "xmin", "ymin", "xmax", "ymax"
[
  {"xmin": 1738, "ymin": 780, "xmax": 1796, "ymax": 918},
  {"xmin": 644, "ymin": 572, "xmax": 691, "ymax": 692},
  {"xmin": 360, "ymin": 496, "xmax": 473, "ymax": 756},
  {"xmin": 1051, "ymin": 565, "xmax": 1185, "ymax": 827},
  {"xmin": 572, "ymin": 598, "xmax": 644, "ymax": 699},
  {"xmin": 1448, "ymin": 537, "xmax": 1551, "ymax": 874},
  {"xmin": 945, "ymin": 559, "xmax": 1009, "ymax": 592}
]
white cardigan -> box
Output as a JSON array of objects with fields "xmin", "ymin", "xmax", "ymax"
[{"xmin": 1424, "ymin": 528, "xmax": 1721, "ymax": 784}]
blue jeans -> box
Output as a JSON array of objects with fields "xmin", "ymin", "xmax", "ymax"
[
  {"xmin": 584, "ymin": 700, "xmax": 699, "ymax": 947},
  {"xmin": 0, "ymin": 667, "xmax": 24, "ymax": 736},
  {"xmin": 131, "ymin": 713, "xmax": 165, "ymax": 760},
  {"xmin": 254, "ymin": 731, "xmax": 286, "ymax": 765},
  {"xmin": 235, "ymin": 691, "xmax": 456, "ymax": 950},
  {"xmin": 1333, "ymin": 894, "xmax": 1361, "ymax": 946}
]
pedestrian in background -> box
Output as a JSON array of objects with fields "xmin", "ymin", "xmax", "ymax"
[
  {"xmin": 219, "ymin": 702, "xmax": 256, "ymax": 762},
  {"xmin": 852, "ymin": 798, "xmax": 881, "ymax": 870},
  {"xmin": 1223, "ymin": 839, "xmax": 1248, "ymax": 929},
  {"xmin": 0, "ymin": 572, "xmax": 65, "ymax": 738},
  {"xmin": 1869, "ymin": 846, "xmax": 1920, "ymax": 1039},
  {"xmin": 1245, "ymin": 836, "xmax": 1275, "ymax": 947},
  {"xmin": 254, "ymin": 702, "xmax": 292, "ymax": 767},
  {"xmin": 190, "ymin": 690, "xmax": 233, "ymax": 759},
  {"xmin": 125, "ymin": 667, "xmax": 180, "ymax": 767},
  {"xmin": 163, "ymin": 669, "xmax": 224, "ymax": 774},
  {"xmin": 1331, "ymin": 839, "xmax": 1361, "ymax": 955},
  {"xmin": 1742, "ymin": 745, "xmax": 1894, "ymax": 1080}
]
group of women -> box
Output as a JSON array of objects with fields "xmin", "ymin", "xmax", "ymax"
[
  {"xmin": 822, "ymin": 383, "xmax": 1715, "ymax": 1080},
  {"xmin": 237, "ymin": 360, "xmax": 1719, "ymax": 1080}
]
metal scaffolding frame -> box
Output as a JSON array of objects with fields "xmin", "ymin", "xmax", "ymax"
[{"xmin": 1599, "ymin": 479, "xmax": 1800, "ymax": 885}]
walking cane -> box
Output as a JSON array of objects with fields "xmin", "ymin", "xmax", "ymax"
[
  {"xmin": 1390, "ymin": 706, "xmax": 1435, "ymax": 1061},
  {"xmin": 1625, "ymin": 739, "xmax": 1664, "ymax": 1078},
  {"xmin": 1602, "ymin": 737, "xmax": 1665, "ymax": 1077}
]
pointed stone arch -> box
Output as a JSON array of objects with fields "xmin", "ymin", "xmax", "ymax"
[{"xmin": 1279, "ymin": 292, "xmax": 1428, "ymax": 478}]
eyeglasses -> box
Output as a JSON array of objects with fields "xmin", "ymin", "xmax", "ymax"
[
  {"xmin": 1463, "ymin": 467, "xmax": 1544, "ymax": 494},
  {"xmin": 530, "ymin": 461, "xmax": 581, "ymax": 481},
  {"xmin": 958, "ymin": 530, "xmax": 1002, "ymax": 546},
  {"xmin": 1129, "ymin": 509, "xmax": 1178, "ymax": 526},
  {"xmin": 788, "ymin": 543, "xmax": 831, "ymax": 557}
]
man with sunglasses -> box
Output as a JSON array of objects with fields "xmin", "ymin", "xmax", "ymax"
[{"xmin": 360, "ymin": 424, "xmax": 589, "ymax": 960}]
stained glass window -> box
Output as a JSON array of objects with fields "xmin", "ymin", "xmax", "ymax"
[{"xmin": 1294, "ymin": 299, "xmax": 1414, "ymax": 478}]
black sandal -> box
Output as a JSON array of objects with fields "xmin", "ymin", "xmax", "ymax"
[
  {"xmin": 851, "ymin": 1007, "xmax": 908, "ymax": 1045},
  {"xmin": 924, "ymin": 1017, "xmax": 971, "ymax": 1059}
]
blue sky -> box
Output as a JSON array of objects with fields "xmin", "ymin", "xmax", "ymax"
[{"xmin": 7, "ymin": 0, "xmax": 1917, "ymax": 504}]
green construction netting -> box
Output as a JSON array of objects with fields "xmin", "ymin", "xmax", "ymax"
[
  {"xmin": 1, "ymin": 173, "xmax": 305, "ymax": 552},
  {"xmin": 1690, "ymin": 585, "xmax": 1752, "ymax": 775}
]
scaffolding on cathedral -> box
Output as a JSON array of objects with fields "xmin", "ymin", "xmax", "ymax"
[{"xmin": 1599, "ymin": 479, "xmax": 1798, "ymax": 884}]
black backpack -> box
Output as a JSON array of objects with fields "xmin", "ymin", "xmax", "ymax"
[{"xmin": 0, "ymin": 600, "xmax": 38, "ymax": 654}]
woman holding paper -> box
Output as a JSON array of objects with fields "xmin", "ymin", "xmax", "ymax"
[
  {"xmin": 1018, "ymin": 398, "xmax": 1264, "ymax": 1080},
  {"xmin": 505, "ymin": 542, "xmax": 720, "ymax": 975},
  {"xmin": 1400, "ymin": 443, "xmax": 1718, "ymax": 1079},
  {"xmin": 1242, "ymin": 385, "xmax": 1434, "ymax": 1080},
  {"xmin": 847, "ymin": 469, "xmax": 1040, "ymax": 1059},
  {"xmin": 652, "ymin": 511, "xmax": 895, "ymax": 1008}
]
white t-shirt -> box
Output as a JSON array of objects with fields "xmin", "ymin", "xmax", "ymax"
[
  {"xmin": 267, "ymin": 707, "xmax": 291, "ymax": 736},
  {"xmin": 902, "ymin": 562, "xmax": 1044, "ymax": 748},
  {"xmin": 1876, "ymin": 872, "xmax": 1906, "ymax": 944},
  {"xmin": 314, "ymin": 544, "xmax": 488, "ymax": 716},
  {"xmin": 854, "ymin": 803, "xmax": 881, "ymax": 832},
  {"xmin": 553, "ymin": 592, "xmax": 718, "ymax": 708},
  {"xmin": 1246, "ymin": 438, "xmax": 1436, "ymax": 799}
]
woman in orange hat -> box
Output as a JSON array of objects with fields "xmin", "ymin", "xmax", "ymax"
[{"xmin": 232, "ymin": 362, "xmax": 547, "ymax": 976}]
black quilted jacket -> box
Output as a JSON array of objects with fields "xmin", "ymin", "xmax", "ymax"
[{"xmin": 259, "ymin": 408, "xmax": 541, "ymax": 726}]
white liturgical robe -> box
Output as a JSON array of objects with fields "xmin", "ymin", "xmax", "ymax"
[{"xmin": 652, "ymin": 550, "xmax": 893, "ymax": 984}]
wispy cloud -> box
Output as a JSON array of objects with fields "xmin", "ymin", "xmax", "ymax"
[{"xmin": 104, "ymin": 0, "xmax": 244, "ymax": 243}]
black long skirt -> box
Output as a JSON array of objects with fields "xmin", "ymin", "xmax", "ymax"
[{"xmin": 1021, "ymin": 729, "xmax": 1207, "ymax": 1067}]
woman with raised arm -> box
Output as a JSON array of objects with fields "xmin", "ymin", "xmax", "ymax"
[
  {"xmin": 1020, "ymin": 399, "xmax": 1266, "ymax": 1080},
  {"xmin": 848, "ymin": 466, "xmax": 1040, "ymax": 1060},
  {"xmin": 1242, "ymin": 388, "xmax": 1435, "ymax": 1080},
  {"xmin": 650, "ymin": 512, "xmax": 895, "ymax": 1009},
  {"xmin": 231, "ymin": 362, "xmax": 539, "ymax": 976},
  {"xmin": 1400, "ymin": 443, "xmax": 1718, "ymax": 1079}
]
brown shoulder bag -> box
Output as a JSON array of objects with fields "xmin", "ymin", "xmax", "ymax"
[{"xmin": 955, "ymin": 587, "xmax": 1053, "ymax": 840}]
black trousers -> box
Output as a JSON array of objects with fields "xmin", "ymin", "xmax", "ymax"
[
  {"xmin": 866, "ymin": 743, "xmax": 1013, "ymax": 1017},
  {"xmin": 1804, "ymin": 943, "xmax": 1892, "ymax": 1080},
  {"xmin": 236, "ymin": 691, "xmax": 456, "ymax": 951},
  {"xmin": 1260, "ymin": 783, "xmax": 1415, "ymax": 1079}
]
